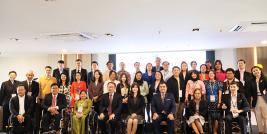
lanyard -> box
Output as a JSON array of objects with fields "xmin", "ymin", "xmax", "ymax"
[{"xmin": 209, "ymin": 81, "xmax": 215, "ymax": 95}]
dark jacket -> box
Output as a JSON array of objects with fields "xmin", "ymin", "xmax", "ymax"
[
  {"xmin": 152, "ymin": 66, "xmax": 163, "ymax": 72},
  {"xmin": 128, "ymin": 95, "xmax": 145, "ymax": 116},
  {"xmin": 186, "ymin": 100, "xmax": 208, "ymax": 119},
  {"xmin": 234, "ymin": 70, "xmax": 252, "ymax": 99},
  {"xmin": 167, "ymin": 75, "xmax": 183, "ymax": 103},
  {"xmin": 99, "ymin": 92, "xmax": 122, "ymax": 116},
  {"xmin": 250, "ymin": 76, "xmax": 267, "ymax": 107},
  {"xmin": 222, "ymin": 93, "xmax": 250, "ymax": 116},
  {"xmin": 71, "ymin": 68, "xmax": 88, "ymax": 84},
  {"xmin": 41, "ymin": 93, "xmax": 67, "ymax": 112},
  {"xmin": 179, "ymin": 72, "xmax": 190, "ymax": 102},
  {"xmin": 21, "ymin": 80, "xmax": 39, "ymax": 101},
  {"xmin": 0, "ymin": 80, "xmax": 20, "ymax": 106},
  {"xmin": 53, "ymin": 68, "xmax": 70, "ymax": 84},
  {"xmin": 151, "ymin": 93, "xmax": 176, "ymax": 115},
  {"xmin": 148, "ymin": 81, "xmax": 160, "ymax": 103},
  {"xmin": 9, "ymin": 95, "xmax": 34, "ymax": 117}
]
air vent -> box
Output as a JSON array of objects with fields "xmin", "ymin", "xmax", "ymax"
[
  {"xmin": 229, "ymin": 25, "xmax": 243, "ymax": 32},
  {"xmin": 230, "ymin": 21, "xmax": 267, "ymax": 32},
  {"xmin": 47, "ymin": 32, "xmax": 98, "ymax": 41}
]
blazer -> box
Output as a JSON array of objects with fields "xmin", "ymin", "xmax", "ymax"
[
  {"xmin": 99, "ymin": 92, "xmax": 122, "ymax": 116},
  {"xmin": 87, "ymin": 71, "xmax": 94, "ymax": 85},
  {"xmin": 41, "ymin": 93, "xmax": 67, "ymax": 112},
  {"xmin": 53, "ymin": 68, "xmax": 70, "ymax": 84},
  {"xmin": 0, "ymin": 80, "xmax": 20, "ymax": 106},
  {"xmin": 234, "ymin": 70, "xmax": 252, "ymax": 99},
  {"xmin": 179, "ymin": 72, "xmax": 190, "ymax": 102},
  {"xmin": 21, "ymin": 80, "xmax": 39, "ymax": 101},
  {"xmin": 222, "ymin": 93, "xmax": 250, "ymax": 116},
  {"xmin": 186, "ymin": 100, "xmax": 208, "ymax": 119},
  {"xmin": 167, "ymin": 75, "xmax": 183, "ymax": 103},
  {"xmin": 222, "ymin": 79, "xmax": 245, "ymax": 95},
  {"xmin": 250, "ymin": 76, "xmax": 267, "ymax": 107},
  {"xmin": 151, "ymin": 93, "xmax": 176, "ymax": 115},
  {"xmin": 88, "ymin": 82, "xmax": 104, "ymax": 102},
  {"xmin": 71, "ymin": 68, "xmax": 88, "ymax": 84},
  {"xmin": 152, "ymin": 66, "xmax": 163, "ymax": 72},
  {"xmin": 128, "ymin": 95, "xmax": 145, "ymax": 116},
  {"xmin": 9, "ymin": 95, "xmax": 34, "ymax": 117},
  {"xmin": 148, "ymin": 81, "xmax": 160, "ymax": 103}
]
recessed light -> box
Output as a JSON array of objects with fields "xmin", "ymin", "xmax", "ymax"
[{"xmin": 261, "ymin": 40, "xmax": 267, "ymax": 44}]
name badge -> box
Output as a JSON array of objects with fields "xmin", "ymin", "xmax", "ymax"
[
  {"xmin": 225, "ymin": 90, "xmax": 229, "ymax": 94},
  {"xmin": 27, "ymin": 92, "xmax": 32, "ymax": 96},
  {"xmin": 210, "ymin": 95, "xmax": 215, "ymax": 102},
  {"xmin": 179, "ymin": 90, "xmax": 183, "ymax": 98},
  {"xmin": 153, "ymin": 92, "xmax": 157, "ymax": 95},
  {"xmin": 263, "ymin": 90, "xmax": 266, "ymax": 95},
  {"xmin": 11, "ymin": 94, "xmax": 16, "ymax": 97}
]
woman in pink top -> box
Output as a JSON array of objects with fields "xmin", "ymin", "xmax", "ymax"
[
  {"xmin": 214, "ymin": 60, "xmax": 226, "ymax": 82},
  {"xmin": 185, "ymin": 70, "xmax": 206, "ymax": 102}
]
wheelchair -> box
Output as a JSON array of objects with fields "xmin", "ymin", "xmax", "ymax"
[
  {"xmin": 39, "ymin": 108, "xmax": 66, "ymax": 134},
  {"xmin": 6, "ymin": 115, "xmax": 34, "ymax": 134},
  {"xmin": 220, "ymin": 110, "xmax": 253, "ymax": 134}
]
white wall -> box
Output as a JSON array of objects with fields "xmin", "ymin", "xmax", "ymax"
[
  {"xmin": 92, "ymin": 53, "xmax": 109, "ymax": 72},
  {"xmin": 215, "ymin": 48, "xmax": 237, "ymax": 70}
]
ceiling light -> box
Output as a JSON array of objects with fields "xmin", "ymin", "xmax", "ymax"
[{"xmin": 261, "ymin": 40, "xmax": 267, "ymax": 44}]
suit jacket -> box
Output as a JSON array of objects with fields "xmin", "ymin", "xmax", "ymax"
[
  {"xmin": 151, "ymin": 93, "xmax": 176, "ymax": 115},
  {"xmin": 9, "ymin": 95, "xmax": 34, "ymax": 117},
  {"xmin": 128, "ymin": 95, "xmax": 145, "ymax": 116},
  {"xmin": 223, "ymin": 79, "xmax": 245, "ymax": 95},
  {"xmin": 21, "ymin": 80, "xmax": 39, "ymax": 101},
  {"xmin": 250, "ymin": 76, "xmax": 267, "ymax": 107},
  {"xmin": 187, "ymin": 100, "xmax": 208, "ymax": 119},
  {"xmin": 87, "ymin": 71, "xmax": 94, "ymax": 85},
  {"xmin": 148, "ymin": 81, "xmax": 160, "ymax": 103},
  {"xmin": 99, "ymin": 92, "xmax": 122, "ymax": 116},
  {"xmin": 53, "ymin": 68, "xmax": 70, "ymax": 84},
  {"xmin": 41, "ymin": 93, "xmax": 67, "ymax": 112},
  {"xmin": 71, "ymin": 68, "xmax": 88, "ymax": 84},
  {"xmin": 234, "ymin": 70, "xmax": 252, "ymax": 99},
  {"xmin": 179, "ymin": 72, "xmax": 190, "ymax": 102},
  {"xmin": 167, "ymin": 76, "xmax": 183, "ymax": 103},
  {"xmin": 88, "ymin": 82, "xmax": 104, "ymax": 102},
  {"xmin": 222, "ymin": 93, "xmax": 250, "ymax": 116},
  {"xmin": 152, "ymin": 66, "xmax": 163, "ymax": 72},
  {"xmin": 0, "ymin": 80, "xmax": 20, "ymax": 106}
]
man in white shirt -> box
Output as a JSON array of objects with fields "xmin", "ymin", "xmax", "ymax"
[
  {"xmin": 161, "ymin": 61, "xmax": 172, "ymax": 82},
  {"xmin": 9, "ymin": 84, "xmax": 34, "ymax": 134}
]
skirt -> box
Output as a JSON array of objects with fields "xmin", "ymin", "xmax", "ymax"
[
  {"xmin": 126, "ymin": 115, "xmax": 144, "ymax": 124},
  {"xmin": 187, "ymin": 114, "xmax": 205, "ymax": 126}
]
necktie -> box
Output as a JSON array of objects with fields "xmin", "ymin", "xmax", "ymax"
[
  {"xmin": 28, "ymin": 81, "xmax": 32, "ymax": 92},
  {"xmin": 108, "ymin": 94, "xmax": 113, "ymax": 115},
  {"xmin": 161, "ymin": 93, "xmax": 165, "ymax": 103},
  {"xmin": 52, "ymin": 95, "xmax": 56, "ymax": 107}
]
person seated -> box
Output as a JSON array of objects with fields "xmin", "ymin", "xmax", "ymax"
[
  {"xmin": 186, "ymin": 88, "xmax": 208, "ymax": 134},
  {"xmin": 9, "ymin": 84, "xmax": 34, "ymax": 134},
  {"xmin": 98, "ymin": 82, "xmax": 122, "ymax": 134},
  {"xmin": 126, "ymin": 83, "xmax": 145, "ymax": 134},
  {"xmin": 72, "ymin": 90, "xmax": 92, "ymax": 134},
  {"xmin": 41, "ymin": 83, "xmax": 67, "ymax": 132},
  {"xmin": 151, "ymin": 81, "xmax": 176, "ymax": 134},
  {"xmin": 221, "ymin": 81, "xmax": 249, "ymax": 134}
]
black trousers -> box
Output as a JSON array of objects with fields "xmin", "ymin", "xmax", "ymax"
[
  {"xmin": 3, "ymin": 103, "xmax": 10, "ymax": 131},
  {"xmin": 41, "ymin": 112, "xmax": 61, "ymax": 132},
  {"xmin": 98, "ymin": 114, "xmax": 120, "ymax": 134},
  {"xmin": 11, "ymin": 115, "xmax": 32, "ymax": 134},
  {"xmin": 225, "ymin": 114, "xmax": 246, "ymax": 134}
]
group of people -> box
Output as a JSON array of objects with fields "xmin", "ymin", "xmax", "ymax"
[{"xmin": 0, "ymin": 57, "xmax": 266, "ymax": 134}]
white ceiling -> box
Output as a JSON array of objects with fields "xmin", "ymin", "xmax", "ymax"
[{"xmin": 1, "ymin": 0, "xmax": 267, "ymax": 55}]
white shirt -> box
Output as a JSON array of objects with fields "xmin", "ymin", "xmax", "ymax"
[
  {"xmin": 18, "ymin": 95, "xmax": 25, "ymax": 115},
  {"xmin": 161, "ymin": 70, "xmax": 172, "ymax": 82}
]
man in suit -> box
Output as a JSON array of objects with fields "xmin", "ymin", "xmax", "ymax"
[
  {"xmin": 152, "ymin": 81, "xmax": 176, "ymax": 134},
  {"xmin": 9, "ymin": 84, "xmax": 34, "ymax": 134},
  {"xmin": 87, "ymin": 61, "xmax": 99, "ymax": 85},
  {"xmin": 234, "ymin": 59, "xmax": 252, "ymax": 103},
  {"xmin": 152, "ymin": 57, "xmax": 163, "ymax": 72},
  {"xmin": 21, "ymin": 70, "xmax": 39, "ymax": 133},
  {"xmin": 221, "ymin": 81, "xmax": 250, "ymax": 134},
  {"xmin": 41, "ymin": 83, "xmax": 67, "ymax": 132},
  {"xmin": 98, "ymin": 82, "xmax": 122, "ymax": 134},
  {"xmin": 223, "ymin": 68, "xmax": 245, "ymax": 95},
  {"xmin": 53, "ymin": 60, "xmax": 70, "ymax": 84},
  {"xmin": 0, "ymin": 71, "xmax": 20, "ymax": 131},
  {"xmin": 71, "ymin": 59, "xmax": 88, "ymax": 83},
  {"xmin": 167, "ymin": 66, "xmax": 184, "ymax": 133}
]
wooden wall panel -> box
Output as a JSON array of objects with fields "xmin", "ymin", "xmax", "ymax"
[
  {"xmin": 257, "ymin": 47, "xmax": 267, "ymax": 74},
  {"xmin": 236, "ymin": 47, "xmax": 254, "ymax": 72}
]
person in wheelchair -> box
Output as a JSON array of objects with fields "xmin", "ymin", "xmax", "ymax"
[
  {"xmin": 98, "ymin": 82, "xmax": 122, "ymax": 134},
  {"xmin": 72, "ymin": 90, "xmax": 92, "ymax": 134},
  {"xmin": 41, "ymin": 83, "xmax": 67, "ymax": 132},
  {"xmin": 126, "ymin": 83, "xmax": 145, "ymax": 134},
  {"xmin": 9, "ymin": 84, "xmax": 34, "ymax": 134},
  {"xmin": 204, "ymin": 70, "xmax": 223, "ymax": 134},
  {"xmin": 151, "ymin": 81, "xmax": 176, "ymax": 134},
  {"xmin": 186, "ymin": 88, "xmax": 208, "ymax": 134},
  {"xmin": 221, "ymin": 81, "xmax": 250, "ymax": 134}
]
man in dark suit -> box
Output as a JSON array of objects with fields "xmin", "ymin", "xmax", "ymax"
[
  {"xmin": 222, "ymin": 81, "xmax": 250, "ymax": 134},
  {"xmin": 234, "ymin": 59, "xmax": 252, "ymax": 103},
  {"xmin": 41, "ymin": 83, "xmax": 67, "ymax": 132},
  {"xmin": 0, "ymin": 71, "xmax": 20, "ymax": 131},
  {"xmin": 71, "ymin": 59, "xmax": 87, "ymax": 84},
  {"xmin": 223, "ymin": 68, "xmax": 245, "ymax": 95},
  {"xmin": 21, "ymin": 70, "xmax": 39, "ymax": 133},
  {"xmin": 53, "ymin": 60, "xmax": 70, "ymax": 84},
  {"xmin": 152, "ymin": 81, "xmax": 176, "ymax": 134},
  {"xmin": 87, "ymin": 61, "xmax": 99, "ymax": 85},
  {"xmin": 98, "ymin": 82, "xmax": 122, "ymax": 134},
  {"xmin": 9, "ymin": 84, "xmax": 34, "ymax": 134},
  {"xmin": 152, "ymin": 57, "xmax": 163, "ymax": 72}
]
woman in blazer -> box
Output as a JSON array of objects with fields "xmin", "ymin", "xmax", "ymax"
[{"xmin": 127, "ymin": 83, "xmax": 145, "ymax": 134}]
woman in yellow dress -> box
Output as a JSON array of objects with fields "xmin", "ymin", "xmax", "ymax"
[{"xmin": 72, "ymin": 90, "xmax": 92, "ymax": 134}]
